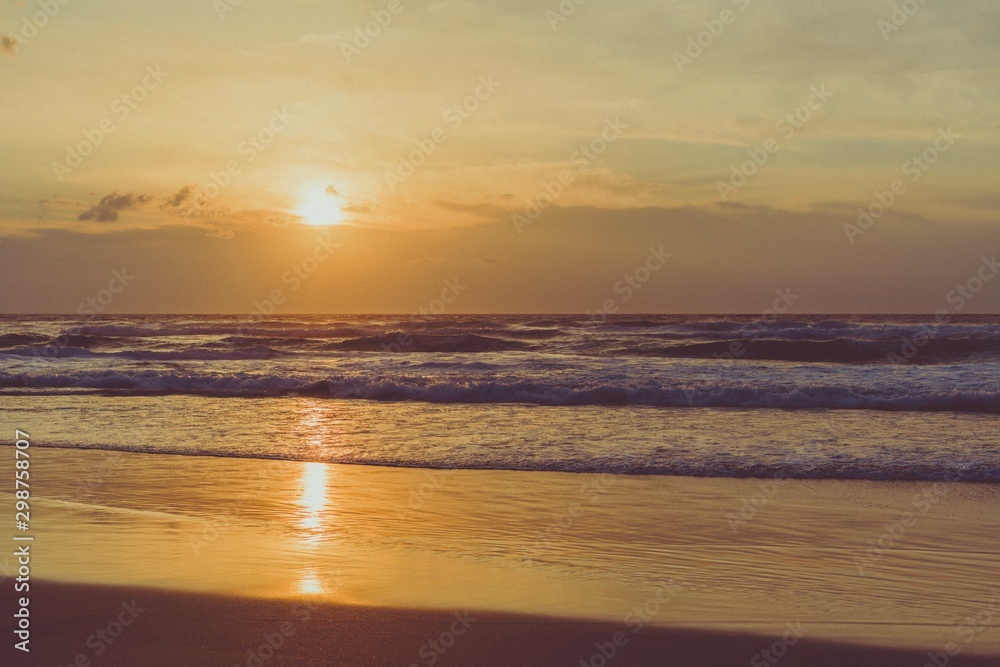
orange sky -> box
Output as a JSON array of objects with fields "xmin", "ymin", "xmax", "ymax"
[{"xmin": 1, "ymin": 0, "xmax": 998, "ymax": 313}]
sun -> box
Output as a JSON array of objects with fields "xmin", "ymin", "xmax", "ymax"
[{"xmin": 296, "ymin": 186, "xmax": 344, "ymax": 226}]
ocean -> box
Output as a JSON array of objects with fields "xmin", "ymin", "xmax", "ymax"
[{"xmin": 2, "ymin": 314, "xmax": 999, "ymax": 481}]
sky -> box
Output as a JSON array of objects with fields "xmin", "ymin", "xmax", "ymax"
[{"xmin": 1, "ymin": 0, "xmax": 998, "ymax": 314}]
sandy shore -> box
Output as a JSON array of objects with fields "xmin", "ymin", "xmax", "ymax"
[
  {"xmin": 2, "ymin": 446, "xmax": 999, "ymax": 664},
  {"xmin": 8, "ymin": 580, "xmax": 1000, "ymax": 667}
]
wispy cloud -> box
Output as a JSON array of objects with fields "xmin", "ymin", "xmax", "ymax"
[{"xmin": 78, "ymin": 192, "xmax": 152, "ymax": 222}]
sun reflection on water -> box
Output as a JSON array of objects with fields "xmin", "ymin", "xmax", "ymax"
[
  {"xmin": 297, "ymin": 462, "xmax": 329, "ymax": 544},
  {"xmin": 299, "ymin": 569, "xmax": 324, "ymax": 595},
  {"xmin": 293, "ymin": 403, "xmax": 344, "ymax": 596}
]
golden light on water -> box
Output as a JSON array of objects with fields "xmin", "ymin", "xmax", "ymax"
[
  {"xmin": 296, "ymin": 404, "xmax": 340, "ymax": 543},
  {"xmin": 296, "ymin": 462, "xmax": 331, "ymax": 594},
  {"xmin": 290, "ymin": 405, "xmax": 351, "ymax": 599},
  {"xmin": 299, "ymin": 569, "xmax": 324, "ymax": 595},
  {"xmin": 298, "ymin": 462, "xmax": 329, "ymax": 538}
]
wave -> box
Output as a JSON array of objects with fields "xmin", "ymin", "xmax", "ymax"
[
  {"xmin": 3, "ymin": 370, "xmax": 999, "ymax": 412},
  {"xmin": 596, "ymin": 319, "xmax": 671, "ymax": 328},
  {"xmin": 0, "ymin": 333, "xmax": 50, "ymax": 347},
  {"xmin": 59, "ymin": 319, "xmax": 514, "ymax": 339},
  {"xmin": 491, "ymin": 327, "xmax": 564, "ymax": 339},
  {"xmin": 25, "ymin": 441, "xmax": 999, "ymax": 482},
  {"xmin": 323, "ymin": 333, "xmax": 534, "ymax": 353},
  {"xmin": 38, "ymin": 319, "xmax": 1000, "ymax": 359},
  {"xmin": 2, "ymin": 317, "xmax": 997, "ymax": 369},
  {"xmin": 638, "ymin": 337, "xmax": 1000, "ymax": 363},
  {"xmin": 0, "ymin": 345, "xmax": 281, "ymax": 361},
  {"xmin": 62, "ymin": 324, "xmax": 371, "ymax": 339},
  {"xmin": 649, "ymin": 321, "xmax": 1000, "ymax": 341}
]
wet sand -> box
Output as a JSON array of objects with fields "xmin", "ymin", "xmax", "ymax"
[
  {"xmin": 7, "ymin": 581, "xmax": 1000, "ymax": 667},
  {"xmin": 2, "ymin": 446, "xmax": 999, "ymax": 664}
]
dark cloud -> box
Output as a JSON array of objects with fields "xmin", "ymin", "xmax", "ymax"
[
  {"xmin": 324, "ymin": 185, "xmax": 339, "ymax": 196},
  {"xmin": 1, "ymin": 36, "xmax": 17, "ymax": 56},
  {"xmin": 163, "ymin": 186, "xmax": 195, "ymax": 209},
  {"xmin": 78, "ymin": 192, "xmax": 151, "ymax": 222}
]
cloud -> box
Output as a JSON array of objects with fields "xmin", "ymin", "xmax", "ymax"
[
  {"xmin": 78, "ymin": 192, "xmax": 151, "ymax": 222},
  {"xmin": 477, "ymin": 255, "xmax": 508, "ymax": 264},
  {"xmin": 205, "ymin": 227, "xmax": 235, "ymax": 240},
  {"xmin": 1, "ymin": 36, "xmax": 17, "ymax": 56},
  {"xmin": 432, "ymin": 200, "xmax": 506, "ymax": 218},
  {"xmin": 163, "ymin": 186, "xmax": 195, "ymax": 209},
  {"xmin": 161, "ymin": 185, "xmax": 235, "ymax": 219},
  {"xmin": 160, "ymin": 186, "xmax": 302, "ymax": 225},
  {"xmin": 324, "ymin": 184, "xmax": 339, "ymax": 196}
]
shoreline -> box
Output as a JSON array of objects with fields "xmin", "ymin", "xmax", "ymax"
[
  {"xmin": 13, "ymin": 440, "xmax": 1000, "ymax": 483},
  {"xmin": 3, "ymin": 446, "xmax": 999, "ymax": 662}
]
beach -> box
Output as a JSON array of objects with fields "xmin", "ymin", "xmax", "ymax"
[
  {"xmin": 4, "ymin": 446, "xmax": 999, "ymax": 665},
  {"xmin": 3, "ymin": 0, "xmax": 999, "ymax": 658},
  {"xmin": 9, "ymin": 581, "xmax": 1000, "ymax": 667}
]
